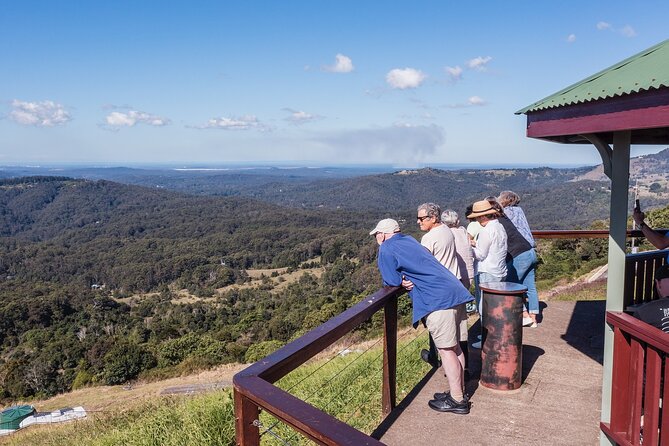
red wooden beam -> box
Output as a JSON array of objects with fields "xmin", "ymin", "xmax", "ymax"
[{"xmin": 526, "ymin": 105, "xmax": 669, "ymax": 139}]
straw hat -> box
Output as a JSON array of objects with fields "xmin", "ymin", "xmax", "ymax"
[{"xmin": 466, "ymin": 200, "xmax": 498, "ymax": 218}]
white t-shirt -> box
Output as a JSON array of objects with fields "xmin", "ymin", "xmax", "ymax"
[{"xmin": 421, "ymin": 224, "xmax": 461, "ymax": 279}]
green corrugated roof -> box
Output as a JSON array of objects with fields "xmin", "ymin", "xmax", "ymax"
[{"xmin": 516, "ymin": 39, "xmax": 669, "ymax": 114}]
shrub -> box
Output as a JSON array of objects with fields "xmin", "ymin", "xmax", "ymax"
[
  {"xmin": 244, "ymin": 340, "xmax": 284, "ymax": 363},
  {"xmin": 102, "ymin": 342, "xmax": 156, "ymax": 385},
  {"xmin": 71, "ymin": 369, "xmax": 93, "ymax": 390}
]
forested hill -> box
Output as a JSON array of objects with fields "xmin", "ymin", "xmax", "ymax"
[
  {"xmin": 0, "ymin": 177, "xmax": 388, "ymax": 400},
  {"xmin": 0, "ymin": 176, "xmax": 372, "ymax": 292},
  {"xmin": 0, "ymin": 166, "xmax": 619, "ymax": 229},
  {"xmin": 237, "ymin": 167, "xmax": 618, "ymax": 229},
  {"xmin": 0, "ymin": 175, "xmax": 646, "ymax": 401}
]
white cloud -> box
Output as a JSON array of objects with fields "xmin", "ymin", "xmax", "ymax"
[
  {"xmin": 104, "ymin": 109, "xmax": 170, "ymax": 128},
  {"xmin": 9, "ymin": 99, "xmax": 71, "ymax": 126},
  {"xmin": 386, "ymin": 68, "xmax": 426, "ymax": 89},
  {"xmin": 283, "ymin": 108, "xmax": 323, "ymax": 125},
  {"xmin": 596, "ymin": 21, "xmax": 636, "ymax": 38},
  {"xmin": 444, "ymin": 96, "xmax": 488, "ymax": 108},
  {"xmin": 324, "ymin": 53, "xmax": 354, "ymax": 73},
  {"xmin": 567, "ymin": 34, "xmax": 576, "ymax": 43},
  {"xmin": 466, "ymin": 56, "xmax": 492, "ymax": 71},
  {"xmin": 445, "ymin": 65, "xmax": 463, "ymax": 81},
  {"xmin": 620, "ymin": 25, "xmax": 637, "ymax": 37},
  {"xmin": 314, "ymin": 124, "xmax": 444, "ymax": 162},
  {"xmin": 197, "ymin": 115, "xmax": 269, "ymax": 131}
]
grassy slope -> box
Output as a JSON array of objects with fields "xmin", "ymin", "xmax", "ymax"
[
  {"xmin": 3, "ymin": 277, "xmax": 608, "ymax": 445},
  {"xmin": 3, "ymin": 330, "xmax": 431, "ymax": 446}
]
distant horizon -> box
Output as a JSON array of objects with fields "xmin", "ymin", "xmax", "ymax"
[{"xmin": 0, "ymin": 160, "xmax": 598, "ymax": 171}]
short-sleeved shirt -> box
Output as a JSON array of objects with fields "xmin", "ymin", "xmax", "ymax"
[
  {"xmin": 633, "ymin": 298, "xmax": 669, "ymax": 332},
  {"xmin": 377, "ymin": 233, "xmax": 473, "ymax": 327},
  {"xmin": 421, "ymin": 224, "xmax": 460, "ymax": 279}
]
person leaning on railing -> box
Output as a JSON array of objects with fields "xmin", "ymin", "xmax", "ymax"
[
  {"xmin": 633, "ymin": 207, "xmax": 669, "ymax": 249},
  {"xmin": 369, "ymin": 218, "xmax": 473, "ymax": 414}
]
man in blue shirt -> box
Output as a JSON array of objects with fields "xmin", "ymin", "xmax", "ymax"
[{"xmin": 370, "ymin": 218, "xmax": 474, "ymax": 414}]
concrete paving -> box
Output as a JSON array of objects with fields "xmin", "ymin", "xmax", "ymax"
[{"xmin": 378, "ymin": 300, "xmax": 605, "ymax": 446}]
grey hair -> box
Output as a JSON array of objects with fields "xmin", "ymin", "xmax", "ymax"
[
  {"xmin": 441, "ymin": 209, "xmax": 460, "ymax": 227},
  {"xmin": 498, "ymin": 190, "xmax": 521, "ymax": 207},
  {"xmin": 417, "ymin": 202, "xmax": 442, "ymax": 222}
]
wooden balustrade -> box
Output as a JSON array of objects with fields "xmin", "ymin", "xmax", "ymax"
[
  {"xmin": 601, "ymin": 312, "xmax": 669, "ymax": 446},
  {"xmin": 233, "ymin": 286, "xmax": 404, "ymax": 446},
  {"xmin": 624, "ymin": 250, "xmax": 668, "ymax": 308}
]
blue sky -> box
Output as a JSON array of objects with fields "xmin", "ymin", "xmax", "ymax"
[{"xmin": 1, "ymin": 1, "xmax": 668, "ymax": 167}]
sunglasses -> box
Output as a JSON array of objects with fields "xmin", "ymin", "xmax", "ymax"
[{"xmin": 417, "ymin": 215, "xmax": 431, "ymax": 222}]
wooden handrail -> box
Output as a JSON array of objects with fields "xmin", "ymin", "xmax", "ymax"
[
  {"xmin": 233, "ymin": 286, "xmax": 405, "ymax": 446},
  {"xmin": 532, "ymin": 229, "xmax": 650, "ymax": 239},
  {"xmin": 602, "ymin": 312, "xmax": 669, "ymax": 446}
]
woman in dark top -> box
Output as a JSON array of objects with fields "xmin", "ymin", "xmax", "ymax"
[{"xmin": 487, "ymin": 198, "xmax": 540, "ymax": 327}]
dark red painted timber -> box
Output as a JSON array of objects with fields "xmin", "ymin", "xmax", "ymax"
[
  {"xmin": 525, "ymin": 87, "xmax": 669, "ymax": 123},
  {"xmin": 382, "ymin": 297, "xmax": 398, "ymax": 416},
  {"xmin": 604, "ymin": 312, "xmax": 669, "ymax": 446},
  {"xmin": 234, "ymin": 391, "xmax": 260, "ymax": 446},
  {"xmin": 533, "ymin": 230, "xmax": 645, "ymax": 239},
  {"xmin": 479, "ymin": 282, "xmax": 527, "ymax": 391},
  {"xmin": 526, "ymin": 104, "xmax": 669, "ymax": 139},
  {"xmin": 235, "ymin": 376, "xmax": 382, "ymax": 446},
  {"xmin": 233, "ymin": 285, "xmax": 404, "ymax": 446}
]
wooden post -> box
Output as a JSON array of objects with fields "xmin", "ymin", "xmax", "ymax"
[
  {"xmin": 382, "ymin": 296, "xmax": 397, "ymax": 416},
  {"xmin": 609, "ymin": 327, "xmax": 631, "ymax": 434},
  {"xmin": 234, "ymin": 389, "xmax": 260, "ymax": 446},
  {"xmin": 601, "ymin": 130, "xmax": 631, "ymax": 445}
]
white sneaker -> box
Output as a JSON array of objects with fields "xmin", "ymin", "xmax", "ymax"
[{"xmin": 522, "ymin": 317, "xmax": 533, "ymax": 327}]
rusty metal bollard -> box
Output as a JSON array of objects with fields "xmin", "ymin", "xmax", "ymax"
[{"xmin": 479, "ymin": 282, "xmax": 527, "ymax": 391}]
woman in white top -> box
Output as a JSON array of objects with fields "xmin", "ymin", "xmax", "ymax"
[
  {"xmin": 466, "ymin": 200, "xmax": 508, "ymax": 349},
  {"xmin": 467, "ymin": 200, "xmax": 508, "ymax": 283}
]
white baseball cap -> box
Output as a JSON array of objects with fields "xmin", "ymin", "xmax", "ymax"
[{"xmin": 369, "ymin": 218, "xmax": 400, "ymax": 235}]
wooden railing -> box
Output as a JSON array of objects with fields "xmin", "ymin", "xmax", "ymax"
[
  {"xmin": 601, "ymin": 311, "xmax": 669, "ymax": 446},
  {"xmin": 624, "ymin": 250, "xmax": 668, "ymax": 308},
  {"xmin": 233, "ymin": 286, "xmax": 404, "ymax": 446},
  {"xmin": 233, "ymin": 229, "xmax": 665, "ymax": 446},
  {"xmin": 603, "ymin": 248, "xmax": 668, "ymax": 446}
]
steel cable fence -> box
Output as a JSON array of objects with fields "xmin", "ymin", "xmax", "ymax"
[{"xmin": 256, "ymin": 326, "xmax": 431, "ymax": 445}]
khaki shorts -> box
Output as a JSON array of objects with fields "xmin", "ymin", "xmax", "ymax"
[{"xmin": 426, "ymin": 303, "xmax": 468, "ymax": 349}]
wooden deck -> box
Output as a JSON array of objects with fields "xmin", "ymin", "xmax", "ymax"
[{"xmin": 377, "ymin": 300, "xmax": 605, "ymax": 446}]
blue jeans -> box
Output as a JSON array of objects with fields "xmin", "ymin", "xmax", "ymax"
[{"xmin": 506, "ymin": 248, "xmax": 539, "ymax": 314}]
